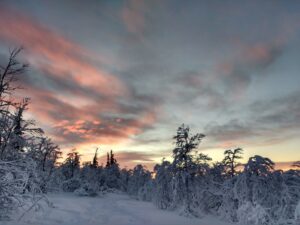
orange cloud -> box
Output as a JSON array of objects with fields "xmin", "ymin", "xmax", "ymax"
[
  {"xmin": 274, "ymin": 161, "xmax": 295, "ymax": 171},
  {"xmin": 18, "ymin": 83, "xmax": 159, "ymax": 146},
  {"xmin": 52, "ymin": 109, "xmax": 158, "ymax": 145}
]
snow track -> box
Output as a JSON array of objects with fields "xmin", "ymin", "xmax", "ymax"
[{"xmin": 1, "ymin": 193, "xmax": 233, "ymax": 225}]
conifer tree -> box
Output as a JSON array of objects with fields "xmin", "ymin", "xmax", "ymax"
[
  {"xmin": 92, "ymin": 148, "xmax": 99, "ymax": 168},
  {"xmin": 106, "ymin": 152, "xmax": 110, "ymax": 168},
  {"xmin": 110, "ymin": 150, "xmax": 117, "ymax": 166}
]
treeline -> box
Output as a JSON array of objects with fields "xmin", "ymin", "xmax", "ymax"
[
  {"xmin": 152, "ymin": 126, "xmax": 300, "ymax": 225},
  {"xmin": 51, "ymin": 148, "xmax": 152, "ymax": 198},
  {"xmin": 55, "ymin": 125, "xmax": 300, "ymax": 225},
  {"xmin": 1, "ymin": 49, "xmax": 300, "ymax": 225}
]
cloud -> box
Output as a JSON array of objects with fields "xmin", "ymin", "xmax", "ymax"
[
  {"xmin": 250, "ymin": 91, "xmax": 300, "ymax": 129},
  {"xmin": 52, "ymin": 110, "xmax": 157, "ymax": 145},
  {"xmin": 205, "ymin": 119, "xmax": 257, "ymax": 143},
  {"xmin": 204, "ymin": 90, "xmax": 300, "ymax": 147},
  {"xmin": 0, "ymin": 7, "xmax": 161, "ymax": 147},
  {"xmin": 121, "ymin": 0, "xmax": 147, "ymax": 35},
  {"xmin": 215, "ymin": 41, "xmax": 284, "ymax": 97},
  {"xmin": 0, "ymin": 7, "xmax": 126, "ymax": 97},
  {"xmin": 174, "ymin": 71, "xmax": 227, "ymax": 109},
  {"xmin": 18, "ymin": 81, "xmax": 160, "ymax": 146},
  {"xmin": 169, "ymin": 40, "xmax": 285, "ymax": 114}
]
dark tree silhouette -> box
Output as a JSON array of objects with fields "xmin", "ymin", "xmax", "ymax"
[
  {"xmin": 223, "ymin": 148, "xmax": 243, "ymax": 177},
  {"xmin": 92, "ymin": 148, "xmax": 99, "ymax": 168}
]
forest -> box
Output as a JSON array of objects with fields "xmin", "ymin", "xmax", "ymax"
[{"xmin": 1, "ymin": 49, "xmax": 300, "ymax": 225}]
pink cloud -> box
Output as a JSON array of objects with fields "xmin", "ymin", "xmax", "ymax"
[
  {"xmin": 0, "ymin": 7, "xmax": 159, "ymax": 150},
  {"xmin": 0, "ymin": 7, "xmax": 126, "ymax": 97}
]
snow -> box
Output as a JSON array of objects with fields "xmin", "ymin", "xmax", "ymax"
[{"xmin": 0, "ymin": 193, "xmax": 234, "ymax": 225}]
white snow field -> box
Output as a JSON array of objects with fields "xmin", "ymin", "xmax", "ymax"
[{"xmin": 1, "ymin": 193, "xmax": 234, "ymax": 225}]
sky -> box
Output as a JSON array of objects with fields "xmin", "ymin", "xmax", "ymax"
[{"xmin": 0, "ymin": 0, "xmax": 299, "ymax": 169}]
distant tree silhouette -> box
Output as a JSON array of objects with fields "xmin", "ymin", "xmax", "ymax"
[
  {"xmin": 223, "ymin": 148, "xmax": 243, "ymax": 177},
  {"xmin": 106, "ymin": 152, "xmax": 110, "ymax": 167},
  {"xmin": 110, "ymin": 150, "xmax": 117, "ymax": 166},
  {"xmin": 92, "ymin": 148, "xmax": 99, "ymax": 168},
  {"xmin": 106, "ymin": 150, "xmax": 118, "ymax": 168}
]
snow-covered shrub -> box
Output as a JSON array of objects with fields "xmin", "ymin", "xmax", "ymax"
[
  {"xmin": 127, "ymin": 165, "xmax": 151, "ymax": 197},
  {"xmin": 119, "ymin": 168, "xmax": 130, "ymax": 192},
  {"xmin": 295, "ymin": 201, "xmax": 300, "ymax": 223},
  {"xmin": 61, "ymin": 178, "xmax": 81, "ymax": 192},
  {"xmin": 214, "ymin": 180, "xmax": 238, "ymax": 222},
  {"xmin": 237, "ymin": 202, "xmax": 271, "ymax": 225},
  {"xmin": 0, "ymin": 161, "xmax": 22, "ymax": 219},
  {"xmin": 230, "ymin": 156, "xmax": 300, "ymax": 224},
  {"xmin": 153, "ymin": 160, "xmax": 173, "ymax": 209},
  {"xmin": 74, "ymin": 183, "xmax": 97, "ymax": 197},
  {"xmin": 27, "ymin": 137, "xmax": 61, "ymax": 193},
  {"xmin": 80, "ymin": 163, "xmax": 101, "ymax": 189},
  {"xmin": 0, "ymin": 159, "xmax": 44, "ymax": 219},
  {"xmin": 74, "ymin": 187, "xmax": 89, "ymax": 196},
  {"xmin": 282, "ymin": 169, "xmax": 300, "ymax": 222},
  {"xmin": 138, "ymin": 180, "xmax": 153, "ymax": 201},
  {"xmin": 103, "ymin": 164, "xmax": 121, "ymax": 189},
  {"xmin": 45, "ymin": 169, "xmax": 65, "ymax": 192}
]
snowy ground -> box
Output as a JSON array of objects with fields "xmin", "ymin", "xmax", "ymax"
[{"xmin": 1, "ymin": 193, "xmax": 234, "ymax": 225}]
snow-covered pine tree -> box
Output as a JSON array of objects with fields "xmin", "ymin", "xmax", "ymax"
[
  {"xmin": 171, "ymin": 124, "xmax": 205, "ymax": 216},
  {"xmin": 119, "ymin": 168, "xmax": 130, "ymax": 192},
  {"xmin": 153, "ymin": 160, "xmax": 173, "ymax": 209},
  {"xmin": 104, "ymin": 150, "xmax": 121, "ymax": 190},
  {"xmin": 92, "ymin": 148, "xmax": 99, "ymax": 168},
  {"xmin": 61, "ymin": 150, "xmax": 81, "ymax": 192},
  {"xmin": 127, "ymin": 164, "xmax": 151, "ymax": 198},
  {"xmin": 234, "ymin": 155, "xmax": 275, "ymax": 224}
]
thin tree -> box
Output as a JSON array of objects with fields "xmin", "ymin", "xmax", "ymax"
[
  {"xmin": 106, "ymin": 152, "xmax": 110, "ymax": 168},
  {"xmin": 223, "ymin": 148, "xmax": 243, "ymax": 177},
  {"xmin": 110, "ymin": 150, "xmax": 117, "ymax": 166},
  {"xmin": 172, "ymin": 124, "xmax": 205, "ymax": 214},
  {"xmin": 92, "ymin": 148, "xmax": 99, "ymax": 168}
]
